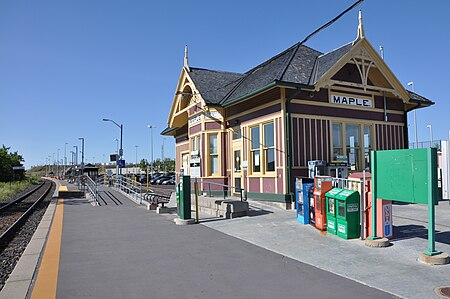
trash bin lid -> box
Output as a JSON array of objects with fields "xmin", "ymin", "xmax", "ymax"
[
  {"xmin": 326, "ymin": 188, "xmax": 344, "ymax": 198},
  {"xmin": 335, "ymin": 189, "xmax": 359, "ymax": 201}
]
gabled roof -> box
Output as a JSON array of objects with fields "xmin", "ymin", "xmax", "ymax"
[
  {"xmin": 408, "ymin": 90, "xmax": 434, "ymax": 106},
  {"xmin": 188, "ymin": 68, "xmax": 243, "ymax": 104},
  {"xmin": 309, "ymin": 43, "xmax": 353, "ymax": 85},
  {"xmin": 183, "ymin": 39, "xmax": 433, "ymax": 108}
]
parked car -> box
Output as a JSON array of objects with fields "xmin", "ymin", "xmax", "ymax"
[
  {"xmin": 161, "ymin": 177, "xmax": 175, "ymax": 185},
  {"xmin": 150, "ymin": 173, "xmax": 165, "ymax": 184},
  {"xmin": 156, "ymin": 176, "xmax": 173, "ymax": 185}
]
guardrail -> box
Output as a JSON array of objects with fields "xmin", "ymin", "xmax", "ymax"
[
  {"xmin": 196, "ymin": 179, "xmax": 246, "ymax": 202},
  {"xmin": 79, "ymin": 175, "xmax": 99, "ymax": 205},
  {"xmin": 113, "ymin": 175, "xmax": 144, "ymax": 204}
]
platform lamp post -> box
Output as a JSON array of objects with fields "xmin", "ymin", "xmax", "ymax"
[
  {"xmin": 114, "ymin": 138, "xmax": 119, "ymax": 176},
  {"xmin": 135, "ymin": 145, "xmax": 139, "ymax": 175},
  {"xmin": 64, "ymin": 142, "xmax": 68, "ymax": 179},
  {"xmin": 427, "ymin": 124, "xmax": 433, "ymax": 148},
  {"xmin": 148, "ymin": 125, "xmax": 156, "ymax": 178},
  {"xmin": 73, "ymin": 146, "xmax": 78, "ymax": 166},
  {"xmin": 103, "ymin": 119, "xmax": 123, "ymax": 175},
  {"xmin": 407, "ymin": 81, "xmax": 418, "ymax": 148},
  {"xmin": 79, "ymin": 138, "xmax": 85, "ymax": 175},
  {"xmin": 57, "ymin": 148, "xmax": 60, "ymax": 179}
]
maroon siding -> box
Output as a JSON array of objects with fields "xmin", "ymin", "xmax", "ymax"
[
  {"xmin": 311, "ymin": 119, "xmax": 317, "ymax": 159},
  {"xmin": 205, "ymin": 122, "xmax": 221, "ymax": 130},
  {"xmin": 249, "ymin": 177, "xmax": 260, "ymax": 193},
  {"xmin": 292, "ymin": 118, "xmax": 299, "ymax": 167},
  {"xmin": 305, "ymin": 119, "xmax": 311, "ymax": 162},
  {"xmin": 291, "ymin": 103, "xmax": 405, "ymax": 123},
  {"xmin": 292, "ymin": 117, "xmax": 330, "ymax": 167},
  {"xmin": 189, "ymin": 124, "xmax": 202, "ymax": 135},
  {"xmin": 189, "ymin": 103, "xmax": 202, "ymax": 115},
  {"xmin": 374, "ymin": 96, "xmax": 404, "ymax": 111},
  {"xmin": 200, "ymin": 178, "xmax": 228, "ymax": 191},
  {"xmin": 287, "ymin": 88, "xmax": 329, "ymax": 104},
  {"xmin": 227, "ymin": 88, "xmax": 280, "ymax": 118},
  {"xmin": 277, "ymin": 169, "xmax": 284, "ymax": 194},
  {"xmin": 375, "ymin": 123, "xmax": 405, "ymax": 151},
  {"xmin": 228, "ymin": 104, "xmax": 281, "ymax": 125},
  {"xmin": 263, "ymin": 177, "xmax": 275, "ymax": 193},
  {"xmin": 299, "ymin": 118, "xmax": 305, "ymax": 166}
]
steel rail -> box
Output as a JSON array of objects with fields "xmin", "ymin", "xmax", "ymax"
[
  {"xmin": 0, "ymin": 181, "xmax": 45, "ymax": 213},
  {"xmin": 0, "ymin": 181, "xmax": 52, "ymax": 246}
]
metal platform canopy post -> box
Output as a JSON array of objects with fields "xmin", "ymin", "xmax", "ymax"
[
  {"xmin": 368, "ymin": 151, "xmax": 381, "ymax": 240},
  {"xmin": 424, "ymin": 148, "xmax": 439, "ymax": 256}
]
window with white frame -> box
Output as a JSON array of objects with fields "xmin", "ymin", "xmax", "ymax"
[
  {"xmin": 250, "ymin": 121, "xmax": 275, "ymax": 174},
  {"xmin": 263, "ymin": 122, "xmax": 275, "ymax": 172},
  {"xmin": 251, "ymin": 126, "xmax": 260, "ymax": 172},
  {"xmin": 209, "ymin": 134, "xmax": 219, "ymax": 175}
]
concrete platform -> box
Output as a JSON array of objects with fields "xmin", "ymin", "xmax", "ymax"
[{"xmin": 4, "ymin": 182, "xmax": 450, "ymax": 299}]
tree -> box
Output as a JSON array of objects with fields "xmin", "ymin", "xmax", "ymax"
[
  {"xmin": 139, "ymin": 159, "xmax": 149, "ymax": 172},
  {"xmin": 0, "ymin": 145, "xmax": 25, "ymax": 182}
]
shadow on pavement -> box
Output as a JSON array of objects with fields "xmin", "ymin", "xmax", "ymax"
[{"xmin": 391, "ymin": 224, "xmax": 450, "ymax": 245}]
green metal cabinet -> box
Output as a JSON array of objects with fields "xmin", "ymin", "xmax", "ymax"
[
  {"xmin": 177, "ymin": 175, "xmax": 191, "ymax": 220},
  {"xmin": 336, "ymin": 189, "xmax": 360, "ymax": 239},
  {"xmin": 325, "ymin": 188, "xmax": 344, "ymax": 235}
]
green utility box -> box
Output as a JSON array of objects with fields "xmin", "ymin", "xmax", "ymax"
[
  {"xmin": 336, "ymin": 189, "xmax": 360, "ymax": 239},
  {"xmin": 176, "ymin": 175, "xmax": 191, "ymax": 220},
  {"xmin": 325, "ymin": 188, "xmax": 344, "ymax": 235}
]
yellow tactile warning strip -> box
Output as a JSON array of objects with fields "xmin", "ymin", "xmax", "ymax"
[
  {"xmin": 30, "ymin": 198, "xmax": 64, "ymax": 299},
  {"xmin": 58, "ymin": 186, "xmax": 68, "ymax": 192}
]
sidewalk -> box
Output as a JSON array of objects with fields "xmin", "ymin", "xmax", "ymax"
[{"xmin": 199, "ymin": 199, "xmax": 450, "ymax": 299}]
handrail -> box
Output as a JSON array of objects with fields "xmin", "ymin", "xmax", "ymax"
[
  {"xmin": 81, "ymin": 174, "xmax": 98, "ymax": 205},
  {"xmin": 113, "ymin": 175, "xmax": 143, "ymax": 204},
  {"xmin": 197, "ymin": 179, "xmax": 246, "ymax": 202}
]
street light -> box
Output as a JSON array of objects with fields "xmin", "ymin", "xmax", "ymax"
[
  {"xmin": 379, "ymin": 45, "xmax": 384, "ymax": 60},
  {"xmin": 73, "ymin": 145, "xmax": 78, "ymax": 166},
  {"xmin": 103, "ymin": 118, "xmax": 123, "ymax": 175},
  {"xmin": 407, "ymin": 81, "xmax": 418, "ymax": 148},
  {"xmin": 114, "ymin": 138, "xmax": 119, "ymax": 176},
  {"xmin": 64, "ymin": 142, "xmax": 68, "ymax": 179},
  {"xmin": 57, "ymin": 148, "xmax": 60, "ymax": 179},
  {"xmin": 427, "ymin": 124, "xmax": 433, "ymax": 148},
  {"xmin": 135, "ymin": 145, "xmax": 139, "ymax": 174},
  {"xmin": 148, "ymin": 125, "xmax": 156, "ymax": 177},
  {"xmin": 79, "ymin": 137, "xmax": 85, "ymax": 174}
]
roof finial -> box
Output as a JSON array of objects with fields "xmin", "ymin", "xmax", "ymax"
[
  {"xmin": 353, "ymin": 10, "xmax": 365, "ymax": 45},
  {"xmin": 184, "ymin": 45, "xmax": 190, "ymax": 72}
]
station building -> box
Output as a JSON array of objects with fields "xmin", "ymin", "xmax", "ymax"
[{"xmin": 162, "ymin": 13, "xmax": 433, "ymax": 207}]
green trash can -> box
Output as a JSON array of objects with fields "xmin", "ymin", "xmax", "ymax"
[
  {"xmin": 335, "ymin": 189, "xmax": 360, "ymax": 239},
  {"xmin": 325, "ymin": 188, "xmax": 344, "ymax": 235}
]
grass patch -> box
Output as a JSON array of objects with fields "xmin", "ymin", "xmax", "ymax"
[{"xmin": 0, "ymin": 177, "xmax": 40, "ymax": 203}]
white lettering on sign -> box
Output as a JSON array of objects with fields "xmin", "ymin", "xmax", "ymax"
[
  {"xmin": 330, "ymin": 94, "xmax": 373, "ymax": 108},
  {"xmin": 189, "ymin": 115, "xmax": 201, "ymax": 125},
  {"xmin": 338, "ymin": 224, "xmax": 346, "ymax": 234},
  {"xmin": 205, "ymin": 111, "xmax": 222, "ymax": 120},
  {"xmin": 328, "ymin": 220, "xmax": 335, "ymax": 230}
]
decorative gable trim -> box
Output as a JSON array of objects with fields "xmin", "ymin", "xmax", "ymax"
[{"xmin": 314, "ymin": 38, "xmax": 410, "ymax": 103}]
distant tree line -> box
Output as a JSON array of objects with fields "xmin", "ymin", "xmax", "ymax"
[
  {"xmin": 0, "ymin": 145, "xmax": 25, "ymax": 182},
  {"xmin": 139, "ymin": 158, "xmax": 175, "ymax": 173}
]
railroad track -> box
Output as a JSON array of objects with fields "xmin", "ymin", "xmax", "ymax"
[{"xmin": 0, "ymin": 180, "xmax": 52, "ymax": 246}]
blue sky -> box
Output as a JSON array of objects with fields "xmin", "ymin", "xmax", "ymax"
[{"xmin": 1, "ymin": 0, "xmax": 449, "ymax": 168}]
